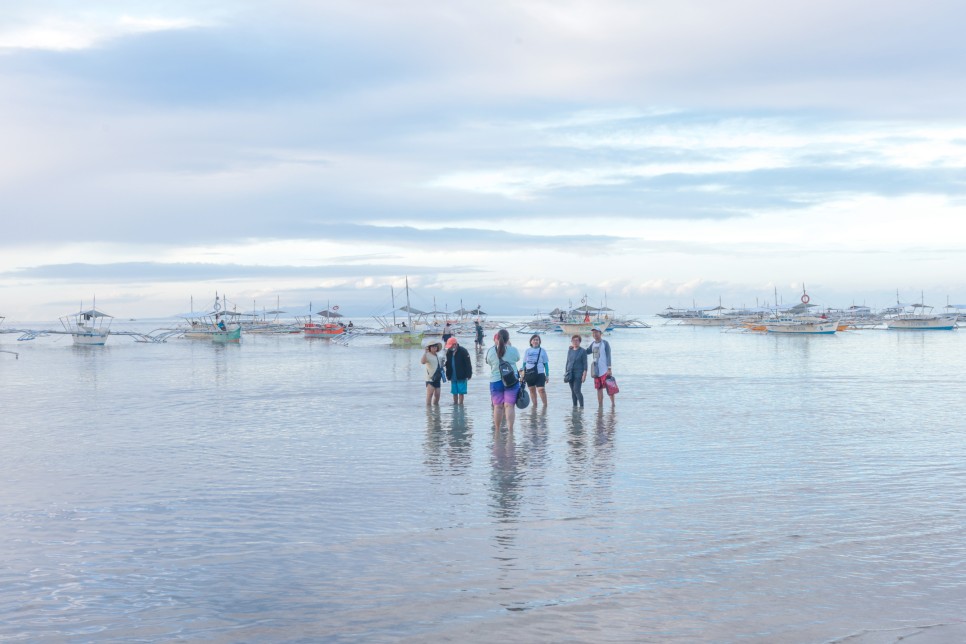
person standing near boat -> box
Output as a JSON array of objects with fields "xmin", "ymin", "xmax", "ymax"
[
  {"xmin": 522, "ymin": 334, "xmax": 550, "ymax": 408},
  {"xmin": 564, "ymin": 334, "xmax": 589, "ymax": 407},
  {"xmin": 420, "ymin": 339, "xmax": 445, "ymax": 405},
  {"xmin": 474, "ymin": 320, "xmax": 485, "ymax": 350},
  {"xmin": 587, "ymin": 327, "xmax": 614, "ymax": 406},
  {"xmin": 441, "ymin": 322, "xmax": 453, "ymax": 344},
  {"xmin": 485, "ymin": 328, "xmax": 521, "ymax": 431},
  {"xmin": 445, "ymin": 337, "xmax": 472, "ymax": 405}
]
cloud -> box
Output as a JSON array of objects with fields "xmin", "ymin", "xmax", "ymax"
[
  {"xmin": 4, "ymin": 1, "xmax": 966, "ymax": 319},
  {"xmin": 0, "ymin": 5, "xmax": 209, "ymax": 51},
  {"xmin": 0, "ymin": 261, "xmax": 479, "ymax": 283}
]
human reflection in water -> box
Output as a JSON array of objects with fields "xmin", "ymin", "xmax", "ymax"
[
  {"xmin": 521, "ymin": 405, "xmax": 550, "ymax": 475},
  {"xmin": 488, "ymin": 430, "xmax": 523, "ymax": 552},
  {"xmin": 445, "ymin": 405, "xmax": 473, "ymax": 475},
  {"xmin": 423, "ymin": 406, "xmax": 446, "ymax": 476},
  {"xmin": 565, "ymin": 409, "xmax": 589, "ymax": 498},
  {"xmin": 474, "ymin": 345, "xmax": 487, "ymax": 377},
  {"xmin": 424, "ymin": 406, "xmax": 474, "ymax": 477},
  {"xmin": 591, "ymin": 406, "xmax": 617, "ymax": 490}
]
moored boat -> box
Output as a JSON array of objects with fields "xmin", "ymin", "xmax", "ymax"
[
  {"xmin": 762, "ymin": 287, "xmax": 838, "ymax": 334},
  {"xmin": 212, "ymin": 325, "xmax": 242, "ymax": 343},
  {"xmin": 60, "ymin": 307, "xmax": 112, "ymax": 346},
  {"xmin": 764, "ymin": 317, "xmax": 839, "ymax": 334},
  {"xmin": 885, "ymin": 293, "xmax": 956, "ymax": 331}
]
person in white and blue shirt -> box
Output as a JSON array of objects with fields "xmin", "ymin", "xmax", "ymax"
[{"xmin": 522, "ymin": 334, "xmax": 550, "ymax": 408}]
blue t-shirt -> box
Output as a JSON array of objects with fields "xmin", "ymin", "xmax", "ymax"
[{"xmin": 523, "ymin": 347, "xmax": 549, "ymax": 375}]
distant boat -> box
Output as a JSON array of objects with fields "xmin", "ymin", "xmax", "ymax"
[
  {"xmin": 299, "ymin": 305, "xmax": 347, "ymax": 338},
  {"xmin": 885, "ymin": 292, "xmax": 956, "ymax": 331},
  {"xmin": 303, "ymin": 321, "xmax": 346, "ymax": 338},
  {"xmin": 367, "ymin": 278, "xmax": 424, "ymax": 346},
  {"xmin": 885, "ymin": 305, "xmax": 956, "ymax": 330},
  {"xmin": 763, "ymin": 287, "xmax": 838, "ymax": 334},
  {"xmin": 60, "ymin": 307, "xmax": 112, "ymax": 346},
  {"xmin": 764, "ymin": 317, "xmax": 839, "ymax": 334},
  {"xmin": 211, "ymin": 325, "xmax": 242, "ymax": 343},
  {"xmin": 678, "ymin": 305, "xmax": 738, "ymax": 327},
  {"xmin": 177, "ymin": 293, "xmax": 242, "ymax": 342},
  {"xmin": 558, "ymin": 322, "xmax": 595, "ymax": 336}
]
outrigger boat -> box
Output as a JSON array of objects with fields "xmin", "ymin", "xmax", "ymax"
[
  {"xmin": 60, "ymin": 306, "xmax": 113, "ymax": 346},
  {"xmin": 367, "ymin": 278, "xmax": 425, "ymax": 346},
  {"xmin": 885, "ymin": 292, "xmax": 956, "ymax": 330},
  {"xmin": 763, "ymin": 287, "xmax": 839, "ymax": 335},
  {"xmin": 177, "ymin": 293, "xmax": 243, "ymax": 342},
  {"xmin": 0, "ymin": 316, "xmax": 17, "ymax": 358},
  {"xmin": 301, "ymin": 307, "xmax": 347, "ymax": 338},
  {"xmin": 212, "ymin": 323, "xmax": 242, "ymax": 343}
]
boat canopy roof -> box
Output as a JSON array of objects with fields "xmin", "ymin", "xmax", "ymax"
[{"xmin": 72, "ymin": 309, "xmax": 113, "ymax": 318}]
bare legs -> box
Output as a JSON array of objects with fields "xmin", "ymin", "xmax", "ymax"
[
  {"xmin": 492, "ymin": 400, "xmax": 516, "ymax": 431},
  {"xmin": 595, "ymin": 385, "xmax": 615, "ymax": 407},
  {"xmin": 425, "ymin": 383, "xmax": 440, "ymax": 405},
  {"xmin": 528, "ymin": 385, "xmax": 547, "ymax": 408}
]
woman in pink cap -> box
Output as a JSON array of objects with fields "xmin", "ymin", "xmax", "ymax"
[{"xmin": 444, "ymin": 336, "xmax": 472, "ymax": 405}]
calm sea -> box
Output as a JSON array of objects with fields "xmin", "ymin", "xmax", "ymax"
[{"xmin": 2, "ymin": 319, "xmax": 965, "ymax": 642}]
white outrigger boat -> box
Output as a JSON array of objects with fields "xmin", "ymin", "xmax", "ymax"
[
  {"xmin": 60, "ymin": 307, "xmax": 113, "ymax": 346},
  {"xmin": 883, "ymin": 292, "xmax": 956, "ymax": 330},
  {"xmin": 679, "ymin": 305, "xmax": 740, "ymax": 327},
  {"xmin": 367, "ymin": 278, "xmax": 425, "ymax": 346},
  {"xmin": 763, "ymin": 287, "xmax": 839, "ymax": 335},
  {"xmin": 765, "ymin": 316, "xmax": 839, "ymax": 334}
]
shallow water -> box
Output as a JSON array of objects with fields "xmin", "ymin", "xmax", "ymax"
[{"xmin": 2, "ymin": 321, "xmax": 966, "ymax": 642}]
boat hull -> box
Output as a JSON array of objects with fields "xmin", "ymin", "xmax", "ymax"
[
  {"xmin": 680, "ymin": 317, "xmax": 734, "ymax": 327},
  {"xmin": 212, "ymin": 327, "xmax": 242, "ymax": 343},
  {"xmin": 303, "ymin": 323, "xmax": 346, "ymax": 338},
  {"xmin": 765, "ymin": 320, "xmax": 838, "ymax": 334},
  {"xmin": 72, "ymin": 332, "xmax": 109, "ymax": 346},
  {"xmin": 886, "ymin": 317, "xmax": 956, "ymax": 330},
  {"xmin": 559, "ymin": 323, "xmax": 595, "ymax": 336},
  {"xmin": 390, "ymin": 331, "xmax": 424, "ymax": 346}
]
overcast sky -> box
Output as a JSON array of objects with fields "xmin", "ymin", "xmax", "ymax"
[{"xmin": 2, "ymin": 0, "xmax": 966, "ymax": 320}]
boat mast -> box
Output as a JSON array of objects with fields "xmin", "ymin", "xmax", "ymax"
[
  {"xmin": 405, "ymin": 277, "xmax": 413, "ymax": 329},
  {"xmin": 391, "ymin": 286, "xmax": 397, "ymax": 326}
]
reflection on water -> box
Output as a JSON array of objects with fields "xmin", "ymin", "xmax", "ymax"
[
  {"xmin": 423, "ymin": 407, "xmax": 474, "ymax": 477},
  {"xmin": 489, "ymin": 430, "xmax": 523, "ymax": 526}
]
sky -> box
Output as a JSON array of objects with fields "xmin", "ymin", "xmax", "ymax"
[{"xmin": 2, "ymin": 0, "xmax": 966, "ymax": 321}]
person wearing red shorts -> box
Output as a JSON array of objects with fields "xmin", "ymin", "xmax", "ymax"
[{"xmin": 587, "ymin": 327, "xmax": 614, "ymax": 406}]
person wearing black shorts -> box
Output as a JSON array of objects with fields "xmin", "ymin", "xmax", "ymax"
[{"xmin": 522, "ymin": 334, "xmax": 550, "ymax": 408}]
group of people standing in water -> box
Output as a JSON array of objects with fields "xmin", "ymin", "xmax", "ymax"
[{"xmin": 421, "ymin": 326, "xmax": 616, "ymax": 431}]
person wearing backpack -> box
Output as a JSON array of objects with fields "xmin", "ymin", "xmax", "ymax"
[
  {"xmin": 522, "ymin": 334, "xmax": 550, "ymax": 409},
  {"xmin": 485, "ymin": 328, "xmax": 521, "ymax": 431}
]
